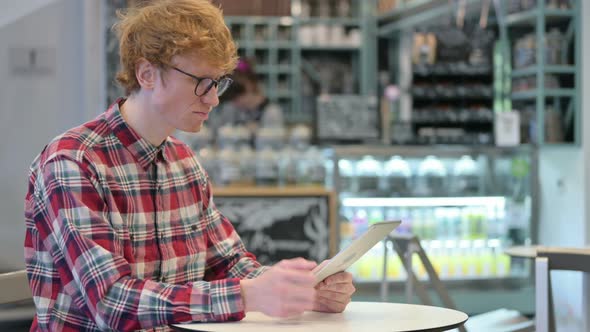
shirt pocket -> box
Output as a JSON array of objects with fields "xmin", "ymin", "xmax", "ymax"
[
  {"xmin": 127, "ymin": 220, "xmax": 160, "ymax": 279},
  {"xmin": 174, "ymin": 217, "xmax": 207, "ymax": 280}
]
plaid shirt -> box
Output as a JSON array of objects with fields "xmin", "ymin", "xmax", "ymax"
[{"xmin": 24, "ymin": 99, "xmax": 266, "ymax": 331}]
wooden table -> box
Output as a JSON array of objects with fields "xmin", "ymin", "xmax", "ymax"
[{"xmin": 172, "ymin": 301, "xmax": 468, "ymax": 332}]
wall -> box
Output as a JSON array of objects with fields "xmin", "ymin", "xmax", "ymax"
[
  {"xmin": 0, "ymin": 0, "xmax": 57, "ymax": 27},
  {"xmin": 537, "ymin": 0, "xmax": 590, "ymax": 330},
  {"xmin": 582, "ymin": 0, "xmax": 590, "ymax": 330},
  {"xmin": 0, "ymin": 0, "xmax": 103, "ymax": 271}
]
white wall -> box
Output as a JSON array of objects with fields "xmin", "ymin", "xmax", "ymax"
[
  {"xmin": 582, "ymin": 0, "xmax": 590, "ymax": 330},
  {"xmin": 538, "ymin": 148, "xmax": 585, "ymax": 331},
  {"xmin": 0, "ymin": 0, "xmax": 103, "ymax": 271},
  {"xmin": 0, "ymin": 0, "xmax": 57, "ymax": 28},
  {"xmin": 537, "ymin": 1, "xmax": 590, "ymax": 330}
]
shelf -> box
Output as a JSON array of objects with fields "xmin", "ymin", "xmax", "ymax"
[
  {"xmin": 256, "ymin": 65, "xmax": 293, "ymax": 74},
  {"xmin": 213, "ymin": 185, "xmax": 330, "ymax": 197},
  {"xmin": 300, "ymin": 45, "xmax": 360, "ymax": 51},
  {"xmin": 511, "ymin": 89, "xmax": 576, "ymax": 100},
  {"xmin": 413, "ymin": 70, "xmax": 493, "ymax": 77},
  {"xmin": 412, "ymin": 94, "xmax": 493, "ymax": 100},
  {"xmin": 505, "ymin": 9, "xmax": 575, "ymax": 27},
  {"xmin": 341, "ymin": 196, "xmax": 506, "ymax": 208},
  {"xmin": 276, "ymin": 91, "xmax": 293, "ymax": 98},
  {"xmin": 412, "ymin": 121, "xmax": 493, "ymax": 127},
  {"xmin": 275, "ymin": 65, "xmax": 293, "ymax": 74},
  {"xmin": 413, "ymin": 64, "xmax": 493, "ymax": 77},
  {"xmin": 378, "ymin": 0, "xmax": 488, "ymax": 35},
  {"xmin": 255, "ymin": 65, "xmax": 271, "ymax": 74},
  {"xmin": 330, "ymin": 144, "xmax": 533, "ymax": 158},
  {"xmin": 235, "ymin": 41, "xmax": 294, "ymax": 49},
  {"xmin": 378, "ymin": 0, "xmax": 442, "ymax": 23},
  {"xmin": 298, "ymin": 17, "xmax": 361, "ymax": 26},
  {"xmin": 511, "ymin": 65, "xmax": 577, "ymax": 78},
  {"xmin": 225, "ymin": 16, "xmax": 295, "ymax": 25}
]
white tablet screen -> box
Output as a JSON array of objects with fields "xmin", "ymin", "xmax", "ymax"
[{"xmin": 312, "ymin": 220, "xmax": 401, "ymax": 285}]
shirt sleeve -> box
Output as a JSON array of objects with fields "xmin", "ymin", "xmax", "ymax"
[
  {"xmin": 201, "ymin": 179, "xmax": 269, "ymax": 281},
  {"xmin": 31, "ymin": 156, "xmax": 247, "ymax": 331}
]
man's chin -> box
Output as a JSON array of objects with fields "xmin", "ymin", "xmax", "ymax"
[{"xmin": 181, "ymin": 123, "xmax": 203, "ymax": 133}]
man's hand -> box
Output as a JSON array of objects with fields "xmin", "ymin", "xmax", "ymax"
[
  {"xmin": 312, "ymin": 271, "xmax": 356, "ymax": 313},
  {"xmin": 240, "ymin": 258, "xmax": 317, "ymax": 318}
]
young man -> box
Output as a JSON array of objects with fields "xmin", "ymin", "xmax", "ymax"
[{"xmin": 23, "ymin": 1, "xmax": 355, "ymax": 331}]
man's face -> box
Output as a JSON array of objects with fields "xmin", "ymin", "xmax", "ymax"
[{"xmin": 151, "ymin": 53, "xmax": 225, "ymax": 133}]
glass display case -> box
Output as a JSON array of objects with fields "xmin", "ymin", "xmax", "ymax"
[{"xmin": 328, "ymin": 145, "xmax": 536, "ymax": 283}]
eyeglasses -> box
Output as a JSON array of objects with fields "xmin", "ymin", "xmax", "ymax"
[{"xmin": 171, "ymin": 66, "xmax": 233, "ymax": 97}]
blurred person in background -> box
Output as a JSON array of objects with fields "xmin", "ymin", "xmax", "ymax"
[
  {"xmin": 208, "ymin": 57, "xmax": 270, "ymax": 141},
  {"xmin": 23, "ymin": 1, "xmax": 354, "ymax": 331}
]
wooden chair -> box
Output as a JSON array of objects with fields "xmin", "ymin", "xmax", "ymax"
[
  {"xmin": 535, "ymin": 247, "xmax": 590, "ymax": 332},
  {"xmin": 0, "ymin": 270, "xmax": 35, "ymax": 326}
]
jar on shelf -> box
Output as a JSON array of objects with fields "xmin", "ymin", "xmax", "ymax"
[
  {"xmin": 382, "ymin": 155, "xmax": 413, "ymax": 197},
  {"xmin": 217, "ymin": 145, "xmax": 241, "ymax": 186},
  {"xmin": 236, "ymin": 145, "xmax": 255, "ymax": 186},
  {"xmin": 416, "ymin": 156, "xmax": 447, "ymax": 196},
  {"xmin": 355, "ymin": 156, "xmax": 383, "ymax": 196},
  {"xmin": 300, "ymin": 146, "xmax": 326, "ymax": 186},
  {"xmin": 338, "ymin": 159, "xmax": 357, "ymax": 193},
  {"xmin": 451, "ymin": 155, "xmax": 480, "ymax": 196},
  {"xmin": 255, "ymin": 145, "xmax": 280, "ymax": 186}
]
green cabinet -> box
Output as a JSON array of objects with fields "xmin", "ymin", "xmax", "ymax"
[
  {"xmin": 225, "ymin": 0, "xmax": 378, "ymax": 125},
  {"xmin": 497, "ymin": 0, "xmax": 581, "ymax": 146}
]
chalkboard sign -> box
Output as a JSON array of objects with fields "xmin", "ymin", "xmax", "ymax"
[
  {"xmin": 213, "ymin": 187, "xmax": 336, "ymax": 265},
  {"xmin": 316, "ymin": 94, "xmax": 380, "ymax": 142}
]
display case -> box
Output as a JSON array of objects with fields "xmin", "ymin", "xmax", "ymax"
[{"xmin": 329, "ymin": 145, "xmax": 536, "ymax": 284}]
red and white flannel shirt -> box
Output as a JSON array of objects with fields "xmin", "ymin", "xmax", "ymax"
[{"xmin": 24, "ymin": 99, "xmax": 266, "ymax": 331}]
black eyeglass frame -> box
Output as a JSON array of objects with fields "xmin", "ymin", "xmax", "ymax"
[{"xmin": 171, "ymin": 66, "xmax": 233, "ymax": 97}]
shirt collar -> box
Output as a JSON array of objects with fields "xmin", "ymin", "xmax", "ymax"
[{"xmin": 107, "ymin": 98, "xmax": 170, "ymax": 170}]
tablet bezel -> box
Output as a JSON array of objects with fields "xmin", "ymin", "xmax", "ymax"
[{"xmin": 312, "ymin": 220, "xmax": 401, "ymax": 285}]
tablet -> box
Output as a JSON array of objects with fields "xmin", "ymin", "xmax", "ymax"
[{"xmin": 312, "ymin": 220, "xmax": 401, "ymax": 285}]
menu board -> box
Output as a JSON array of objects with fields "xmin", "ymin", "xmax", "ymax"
[{"xmin": 213, "ymin": 187, "xmax": 336, "ymax": 265}]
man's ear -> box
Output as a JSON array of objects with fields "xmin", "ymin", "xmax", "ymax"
[{"xmin": 135, "ymin": 58, "xmax": 157, "ymax": 90}]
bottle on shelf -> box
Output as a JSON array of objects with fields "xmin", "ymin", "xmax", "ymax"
[
  {"xmin": 411, "ymin": 208, "xmax": 424, "ymax": 239},
  {"xmin": 422, "ymin": 208, "xmax": 436, "ymax": 240},
  {"xmin": 351, "ymin": 208, "xmax": 369, "ymax": 241},
  {"xmin": 384, "ymin": 240, "xmax": 405, "ymax": 280},
  {"xmin": 461, "ymin": 207, "xmax": 488, "ymax": 240},
  {"xmin": 368, "ymin": 207, "xmax": 385, "ymax": 225},
  {"xmin": 435, "ymin": 208, "xmax": 450, "ymax": 240},
  {"xmin": 340, "ymin": 207, "xmax": 355, "ymax": 250}
]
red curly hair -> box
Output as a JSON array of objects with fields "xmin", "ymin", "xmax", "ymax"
[{"xmin": 113, "ymin": 0, "xmax": 238, "ymax": 95}]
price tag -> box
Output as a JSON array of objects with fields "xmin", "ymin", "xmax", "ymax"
[{"xmin": 494, "ymin": 111, "xmax": 520, "ymax": 146}]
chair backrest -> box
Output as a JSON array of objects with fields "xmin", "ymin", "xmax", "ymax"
[
  {"xmin": 0, "ymin": 270, "xmax": 31, "ymax": 304},
  {"xmin": 538, "ymin": 247, "xmax": 590, "ymax": 273},
  {"xmin": 535, "ymin": 247, "xmax": 590, "ymax": 332}
]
